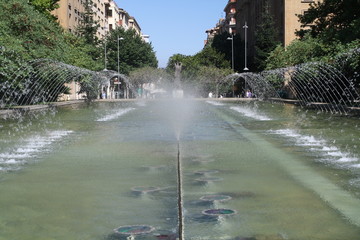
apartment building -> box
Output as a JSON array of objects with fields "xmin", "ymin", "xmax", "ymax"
[
  {"xmin": 53, "ymin": 0, "xmax": 142, "ymax": 39},
  {"xmin": 52, "ymin": 0, "xmax": 85, "ymax": 34},
  {"xmin": 212, "ymin": 0, "xmax": 319, "ymax": 67},
  {"xmin": 205, "ymin": 18, "xmax": 226, "ymax": 46}
]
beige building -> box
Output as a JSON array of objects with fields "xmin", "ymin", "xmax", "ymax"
[
  {"xmin": 52, "ymin": 0, "xmax": 85, "ymax": 34},
  {"xmin": 52, "ymin": 0, "xmax": 108, "ymax": 39},
  {"xmin": 53, "ymin": 0, "xmax": 143, "ymax": 39}
]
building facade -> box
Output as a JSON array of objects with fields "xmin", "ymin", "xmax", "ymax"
[
  {"xmin": 208, "ymin": 0, "xmax": 319, "ymax": 69},
  {"xmin": 53, "ymin": 0, "xmax": 143, "ymax": 40},
  {"xmin": 52, "ymin": 0, "xmax": 85, "ymax": 34}
]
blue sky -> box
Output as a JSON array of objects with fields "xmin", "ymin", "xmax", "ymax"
[{"xmin": 115, "ymin": 0, "xmax": 227, "ymax": 68}]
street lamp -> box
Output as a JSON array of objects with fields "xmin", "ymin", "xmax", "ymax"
[
  {"xmin": 104, "ymin": 39, "xmax": 107, "ymax": 71},
  {"xmin": 226, "ymin": 35, "xmax": 234, "ymax": 71},
  {"xmin": 243, "ymin": 22, "xmax": 249, "ymax": 71},
  {"xmin": 103, "ymin": 26, "xmax": 108, "ymax": 71},
  {"xmin": 227, "ymin": 34, "xmax": 235, "ymax": 97},
  {"xmin": 117, "ymin": 36, "xmax": 124, "ymax": 74}
]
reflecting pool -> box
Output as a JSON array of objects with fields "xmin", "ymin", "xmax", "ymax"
[{"xmin": 0, "ymin": 99, "xmax": 359, "ymax": 240}]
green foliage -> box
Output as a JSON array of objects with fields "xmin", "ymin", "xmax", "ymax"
[
  {"xmin": 166, "ymin": 53, "xmax": 200, "ymax": 83},
  {"xmin": 0, "ymin": 0, "xmax": 103, "ymax": 105},
  {"xmin": 64, "ymin": 33, "xmax": 103, "ymax": 71},
  {"xmin": 254, "ymin": 0, "xmax": 280, "ymax": 71},
  {"xmin": 195, "ymin": 66, "xmax": 233, "ymax": 97},
  {"xmin": 166, "ymin": 50, "xmax": 232, "ymax": 97},
  {"xmin": 194, "ymin": 46, "xmax": 230, "ymax": 69},
  {"xmin": 266, "ymin": 35, "xmax": 334, "ymax": 69},
  {"xmin": 28, "ymin": 0, "xmax": 59, "ymax": 22},
  {"xmin": 77, "ymin": 74, "xmax": 99, "ymax": 101},
  {"xmin": 104, "ymin": 27, "xmax": 158, "ymax": 75},
  {"xmin": 332, "ymin": 40, "xmax": 360, "ymax": 89},
  {"xmin": 76, "ymin": 0, "xmax": 100, "ymax": 46},
  {"xmin": 296, "ymin": 0, "xmax": 360, "ymax": 43},
  {"xmin": 129, "ymin": 67, "xmax": 172, "ymax": 93}
]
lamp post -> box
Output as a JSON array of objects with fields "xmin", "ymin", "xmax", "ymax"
[
  {"xmin": 103, "ymin": 26, "xmax": 108, "ymax": 71},
  {"xmin": 243, "ymin": 22, "xmax": 249, "ymax": 71},
  {"xmin": 227, "ymin": 34, "xmax": 235, "ymax": 97},
  {"xmin": 227, "ymin": 34, "xmax": 234, "ymax": 72},
  {"xmin": 104, "ymin": 40, "xmax": 107, "ymax": 71},
  {"xmin": 117, "ymin": 36, "xmax": 124, "ymax": 74}
]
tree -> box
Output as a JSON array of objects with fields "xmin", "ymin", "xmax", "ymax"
[
  {"xmin": 196, "ymin": 66, "xmax": 233, "ymax": 97},
  {"xmin": 265, "ymin": 35, "xmax": 330, "ymax": 69},
  {"xmin": 76, "ymin": 0, "xmax": 100, "ymax": 46},
  {"xmin": 0, "ymin": 0, "xmax": 103, "ymax": 105},
  {"xmin": 28, "ymin": 0, "xmax": 60, "ymax": 22},
  {"xmin": 194, "ymin": 46, "xmax": 230, "ymax": 69},
  {"xmin": 254, "ymin": 0, "xmax": 280, "ymax": 71},
  {"xmin": 129, "ymin": 67, "xmax": 172, "ymax": 96},
  {"xmin": 296, "ymin": 0, "xmax": 360, "ymax": 43},
  {"xmin": 104, "ymin": 27, "xmax": 158, "ymax": 75}
]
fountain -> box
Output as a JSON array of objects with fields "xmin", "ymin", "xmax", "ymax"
[
  {"xmin": 0, "ymin": 59, "xmax": 137, "ymax": 112},
  {"xmin": 0, "ymin": 49, "xmax": 360, "ymax": 239}
]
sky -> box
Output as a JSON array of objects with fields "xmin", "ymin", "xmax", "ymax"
[{"xmin": 115, "ymin": 0, "xmax": 227, "ymax": 68}]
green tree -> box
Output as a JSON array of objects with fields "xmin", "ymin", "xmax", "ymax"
[
  {"xmin": 76, "ymin": 0, "xmax": 100, "ymax": 46},
  {"xmin": 196, "ymin": 66, "xmax": 233, "ymax": 97},
  {"xmin": 104, "ymin": 27, "xmax": 158, "ymax": 75},
  {"xmin": 266, "ymin": 35, "xmax": 333, "ymax": 69},
  {"xmin": 166, "ymin": 53, "xmax": 200, "ymax": 85},
  {"xmin": 0, "ymin": 0, "xmax": 102, "ymax": 104},
  {"xmin": 129, "ymin": 67, "xmax": 172, "ymax": 96},
  {"xmin": 28, "ymin": 0, "xmax": 60, "ymax": 21},
  {"xmin": 194, "ymin": 46, "xmax": 230, "ymax": 69},
  {"xmin": 254, "ymin": 0, "xmax": 280, "ymax": 71},
  {"xmin": 296, "ymin": 0, "xmax": 360, "ymax": 43}
]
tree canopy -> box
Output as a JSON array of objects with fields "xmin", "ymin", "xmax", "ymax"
[
  {"xmin": 296, "ymin": 0, "xmax": 360, "ymax": 43},
  {"xmin": 76, "ymin": 0, "xmax": 100, "ymax": 46},
  {"xmin": 254, "ymin": 0, "xmax": 280, "ymax": 71},
  {"xmin": 103, "ymin": 27, "xmax": 158, "ymax": 75},
  {"xmin": 28, "ymin": 0, "xmax": 60, "ymax": 21}
]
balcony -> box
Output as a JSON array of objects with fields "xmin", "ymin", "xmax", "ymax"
[{"xmin": 224, "ymin": 0, "xmax": 237, "ymax": 12}]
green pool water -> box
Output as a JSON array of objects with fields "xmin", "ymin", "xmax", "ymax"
[{"xmin": 0, "ymin": 99, "xmax": 359, "ymax": 240}]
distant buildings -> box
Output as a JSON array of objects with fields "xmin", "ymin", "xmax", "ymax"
[
  {"xmin": 52, "ymin": 0, "xmax": 145, "ymax": 40},
  {"xmin": 206, "ymin": 0, "xmax": 320, "ymax": 67}
]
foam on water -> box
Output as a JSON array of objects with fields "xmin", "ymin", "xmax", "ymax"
[
  {"xmin": 269, "ymin": 129, "xmax": 360, "ymax": 170},
  {"xmin": 206, "ymin": 101, "xmax": 225, "ymax": 106},
  {"xmin": 0, "ymin": 153, "xmax": 31, "ymax": 159},
  {"xmin": 96, "ymin": 108, "xmax": 135, "ymax": 122},
  {"xmin": 230, "ymin": 106, "xmax": 272, "ymax": 121},
  {"xmin": 0, "ymin": 130, "xmax": 73, "ymax": 172},
  {"xmin": 351, "ymin": 164, "xmax": 360, "ymax": 168}
]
